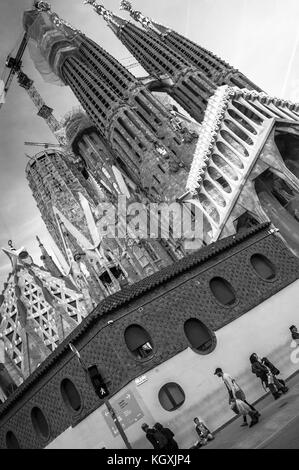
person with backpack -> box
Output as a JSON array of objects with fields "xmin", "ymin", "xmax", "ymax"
[
  {"xmin": 214, "ymin": 367, "xmax": 260, "ymax": 427},
  {"xmin": 261, "ymin": 356, "xmax": 288, "ymax": 391},
  {"xmin": 249, "ymin": 353, "xmax": 288, "ymax": 400},
  {"xmin": 154, "ymin": 422, "xmax": 179, "ymax": 450}
]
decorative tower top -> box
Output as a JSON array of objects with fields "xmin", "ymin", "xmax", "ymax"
[
  {"xmin": 7, "ymin": 240, "xmax": 16, "ymax": 251},
  {"xmin": 119, "ymin": 0, "xmax": 170, "ymax": 34},
  {"xmin": 83, "ymin": 0, "xmax": 127, "ymax": 32},
  {"xmin": 119, "ymin": 0, "xmax": 152, "ymax": 29},
  {"xmin": 34, "ymin": 0, "xmax": 80, "ymax": 34}
]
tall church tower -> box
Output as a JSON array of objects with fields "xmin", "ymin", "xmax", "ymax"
[
  {"xmin": 24, "ymin": 2, "xmax": 197, "ymax": 201},
  {"xmin": 85, "ymin": 1, "xmax": 216, "ymax": 124},
  {"xmin": 25, "ymin": 148, "xmax": 100, "ymax": 257},
  {"xmin": 119, "ymin": 0, "xmax": 262, "ymax": 92},
  {"xmin": 63, "ymin": 108, "xmax": 136, "ymax": 202}
]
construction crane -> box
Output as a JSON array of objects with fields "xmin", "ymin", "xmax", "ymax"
[
  {"xmin": 24, "ymin": 141, "xmax": 63, "ymax": 149},
  {"xmin": 17, "ymin": 70, "xmax": 67, "ymax": 145},
  {"xmin": 0, "ymin": 32, "xmax": 29, "ymax": 111},
  {"xmin": 0, "ymin": 5, "xmax": 66, "ymax": 146}
]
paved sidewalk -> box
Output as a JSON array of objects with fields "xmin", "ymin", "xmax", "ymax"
[{"xmin": 203, "ymin": 372, "xmax": 299, "ymax": 449}]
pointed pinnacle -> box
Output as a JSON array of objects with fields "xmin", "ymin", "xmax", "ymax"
[
  {"xmin": 84, "ymin": 1, "xmax": 118, "ymax": 23},
  {"xmin": 119, "ymin": 0, "xmax": 152, "ymax": 29}
]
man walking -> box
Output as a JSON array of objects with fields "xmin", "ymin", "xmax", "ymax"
[{"xmin": 214, "ymin": 367, "xmax": 260, "ymax": 427}]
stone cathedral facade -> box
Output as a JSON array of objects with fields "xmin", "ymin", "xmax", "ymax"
[{"xmin": 1, "ymin": 0, "xmax": 299, "ymax": 448}]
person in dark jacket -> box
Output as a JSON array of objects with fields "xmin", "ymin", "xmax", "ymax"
[
  {"xmin": 261, "ymin": 356, "xmax": 288, "ymax": 390},
  {"xmin": 249, "ymin": 353, "xmax": 287, "ymax": 400},
  {"xmin": 290, "ymin": 325, "xmax": 299, "ymax": 341},
  {"xmin": 141, "ymin": 423, "xmax": 160, "ymax": 449},
  {"xmin": 154, "ymin": 422, "xmax": 179, "ymax": 450}
]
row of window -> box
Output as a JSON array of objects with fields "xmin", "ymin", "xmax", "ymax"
[
  {"xmin": 5, "ymin": 378, "xmax": 188, "ymax": 449},
  {"xmin": 5, "ymin": 314, "xmax": 215, "ymax": 448},
  {"xmin": 210, "ymin": 253, "xmax": 276, "ymax": 306},
  {"xmin": 125, "ymin": 316, "xmax": 215, "ymax": 361}
]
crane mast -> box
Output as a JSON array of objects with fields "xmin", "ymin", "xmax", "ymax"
[
  {"xmin": 17, "ymin": 71, "xmax": 66, "ymax": 146},
  {"xmin": 1, "ymin": 27, "xmax": 66, "ymax": 146}
]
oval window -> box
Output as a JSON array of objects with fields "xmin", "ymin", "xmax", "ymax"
[
  {"xmin": 60, "ymin": 378, "xmax": 82, "ymax": 412},
  {"xmin": 31, "ymin": 407, "xmax": 50, "ymax": 440},
  {"xmin": 210, "ymin": 277, "xmax": 236, "ymax": 306},
  {"xmin": 250, "ymin": 254, "xmax": 276, "ymax": 280},
  {"xmin": 184, "ymin": 318, "xmax": 215, "ymax": 353},
  {"xmin": 5, "ymin": 431, "xmax": 20, "ymax": 449},
  {"xmin": 124, "ymin": 324, "xmax": 153, "ymax": 359},
  {"xmin": 158, "ymin": 382, "xmax": 185, "ymax": 411}
]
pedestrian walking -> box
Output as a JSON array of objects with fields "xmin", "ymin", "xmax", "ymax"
[
  {"xmin": 154, "ymin": 422, "xmax": 179, "ymax": 450},
  {"xmin": 249, "ymin": 353, "xmax": 288, "ymax": 400},
  {"xmin": 142, "ymin": 423, "xmax": 168, "ymax": 450},
  {"xmin": 193, "ymin": 417, "xmax": 214, "ymax": 447},
  {"xmin": 261, "ymin": 356, "xmax": 288, "ymax": 391},
  {"xmin": 230, "ymin": 398, "xmax": 259, "ymax": 427},
  {"xmin": 214, "ymin": 367, "xmax": 260, "ymax": 427}
]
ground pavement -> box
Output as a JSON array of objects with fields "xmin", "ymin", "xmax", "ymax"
[{"xmin": 203, "ymin": 372, "xmax": 299, "ymax": 449}]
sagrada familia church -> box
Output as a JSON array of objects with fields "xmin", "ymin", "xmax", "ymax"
[{"xmin": 0, "ymin": 0, "xmax": 299, "ymax": 449}]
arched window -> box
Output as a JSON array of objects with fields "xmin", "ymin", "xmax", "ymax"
[
  {"xmin": 5, "ymin": 431, "xmax": 20, "ymax": 449},
  {"xmin": 250, "ymin": 254, "xmax": 276, "ymax": 280},
  {"xmin": 124, "ymin": 325, "xmax": 153, "ymax": 359},
  {"xmin": 31, "ymin": 407, "xmax": 50, "ymax": 440},
  {"xmin": 184, "ymin": 318, "xmax": 215, "ymax": 353},
  {"xmin": 209, "ymin": 277, "xmax": 236, "ymax": 306},
  {"xmin": 158, "ymin": 383, "xmax": 185, "ymax": 411},
  {"xmin": 60, "ymin": 378, "xmax": 82, "ymax": 412}
]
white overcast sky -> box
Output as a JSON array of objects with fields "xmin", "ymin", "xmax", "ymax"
[{"xmin": 0, "ymin": 0, "xmax": 299, "ymax": 287}]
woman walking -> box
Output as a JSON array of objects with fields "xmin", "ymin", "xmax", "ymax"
[{"xmin": 249, "ymin": 353, "xmax": 288, "ymax": 400}]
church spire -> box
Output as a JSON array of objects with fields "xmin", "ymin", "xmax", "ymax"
[
  {"xmin": 83, "ymin": 0, "xmax": 127, "ymax": 35},
  {"xmin": 0, "ymin": 239, "xmax": 89, "ymax": 382},
  {"xmin": 118, "ymin": 0, "xmax": 262, "ymax": 92},
  {"xmin": 119, "ymin": 0, "xmax": 169, "ymax": 35},
  {"xmin": 36, "ymin": 235, "xmax": 63, "ymax": 278}
]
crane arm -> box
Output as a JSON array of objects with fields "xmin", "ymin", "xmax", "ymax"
[
  {"xmin": 0, "ymin": 32, "xmax": 29, "ymax": 111},
  {"xmin": 4, "ymin": 32, "xmax": 29, "ymax": 92}
]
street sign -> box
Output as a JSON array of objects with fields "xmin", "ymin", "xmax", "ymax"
[
  {"xmin": 135, "ymin": 374, "xmax": 148, "ymax": 386},
  {"xmin": 102, "ymin": 389, "xmax": 144, "ymax": 437}
]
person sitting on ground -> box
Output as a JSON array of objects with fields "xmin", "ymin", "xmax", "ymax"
[
  {"xmin": 193, "ymin": 417, "xmax": 214, "ymax": 447},
  {"xmin": 154, "ymin": 422, "xmax": 179, "ymax": 450}
]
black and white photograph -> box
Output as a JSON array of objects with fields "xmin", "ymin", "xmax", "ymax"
[{"xmin": 0, "ymin": 0, "xmax": 299, "ymax": 453}]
